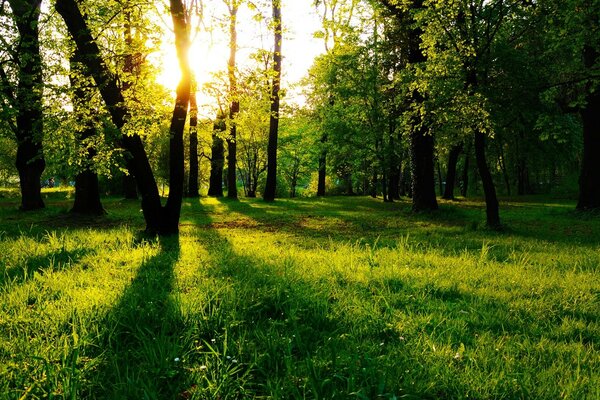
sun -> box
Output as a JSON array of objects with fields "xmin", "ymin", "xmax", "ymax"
[{"xmin": 153, "ymin": 1, "xmax": 325, "ymax": 111}]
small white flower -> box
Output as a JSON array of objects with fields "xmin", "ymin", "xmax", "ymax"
[
  {"xmin": 232, "ymin": 359, "xmax": 238, "ymax": 363},
  {"xmin": 174, "ymin": 357, "xmax": 180, "ymax": 362},
  {"xmin": 199, "ymin": 365, "xmax": 207, "ymax": 371},
  {"xmin": 211, "ymin": 339, "xmax": 216, "ymax": 343},
  {"xmin": 226, "ymin": 356, "xmax": 231, "ymax": 360}
]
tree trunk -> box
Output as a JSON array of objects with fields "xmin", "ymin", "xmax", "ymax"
[
  {"xmin": 121, "ymin": 8, "xmax": 138, "ymax": 200},
  {"xmin": 122, "ymin": 167, "xmax": 138, "ymax": 199},
  {"xmin": 226, "ymin": 3, "xmax": 239, "ymax": 200},
  {"xmin": 442, "ymin": 144, "xmax": 462, "ymax": 200},
  {"xmin": 9, "ymin": 0, "xmax": 45, "ymax": 211},
  {"xmin": 407, "ymin": 0, "xmax": 437, "ymax": 212},
  {"xmin": 577, "ymin": 46, "xmax": 600, "ymax": 210},
  {"xmin": 436, "ymin": 161, "xmax": 443, "ymax": 196},
  {"xmin": 56, "ymin": 0, "xmax": 190, "ymax": 235},
  {"xmin": 517, "ymin": 157, "xmax": 529, "ymax": 196},
  {"xmin": 263, "ymin": 0, "xmax": 282, "ymax": 202},
  {"xmin": 474, "ymin": 130, "xmax": 501, "ymax": 227},
  {"xmin": 461, "ymin": 150, "xmax": 470, "ymax": 197},
  {"xmin": 69, "ymin": 50, "xmax": 104, "ymax": 215},
  {"xmin": 187, "ymin": 78, "xmax": 199, "ymax": 197},
  {"xmin": 410, "ymin": 126, "xmax": 438, "ymax": 211},
  {"xmin": 208, "ymin": 114, "xmax": 225, "ymax": 197},
  {"xmin": 465, "ymin": 65, "xmax": 499, "ymax": 227},
  {"xmin": 317, "ymin": 134, "xmax": 327, "ymax": 196}
]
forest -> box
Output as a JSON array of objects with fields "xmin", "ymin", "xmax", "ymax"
[{"xmin": 1, "ymin": 0, "xmax": 599, "ymax": 398}]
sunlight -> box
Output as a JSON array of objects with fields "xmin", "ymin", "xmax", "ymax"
[{"xmin": 153, "ymin": 1, "xmax": 324, "ymax": 114}]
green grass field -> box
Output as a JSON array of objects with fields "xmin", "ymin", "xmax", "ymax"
[{"xmin": 1, "ymin": 191, "xmax": 599, "ymax": 399}]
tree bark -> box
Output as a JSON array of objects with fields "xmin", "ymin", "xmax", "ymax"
[
  {"xmin": 577, "ymin": 46, "xmax": 600, "ymax": 210},
  {"xmin": 407, "ymin": 0, "xmax": 437, "ymax": 211},
  {"xmin": 187, "ymin": 78, "xmax": 199, "ymax": 197},
  {"xmin": 69, "ymin": 51, "xmax": 104, "ymax": 215},
  {"xmin": 208, "ymin": 113, "xmax": 226, "ymax": 197},
  {"xmin": 9, "ymin": 0, "xmax": 45, "ymax": 210},
  {"xmin": 442, "ymin": 144, "xmax": 462, "ymax": 200},
  {"xmin": 463, "ymin": 63, "xmax": 499, "ymax": 226},
  {"xmin": 56, "ymin": 0, "xmax": 190, "ymax": 234},
  {"xmin": 226, "ymin": 2, "xmax": 239, "ymax": 199},
  {"xmin": 121, "ymin": 8, "xmax": 138, "ymax": 200},
  {"xmin": 263, "ymin": 0, "xmax": 282, "ymax": 201},
  {"xmin": 410, "ymin": 125, "xmax": 438, "ymax": 211},
  {"xmin": 461, "ymin": 150, "xmax": 470, "ymax": 197},
  {"xmin": 317, "ymin": 134, "xmax": 327, "ymax": 196},
  {"xmin": 474, "ymin": 130, "xmax": 501, "ymax": 227}
]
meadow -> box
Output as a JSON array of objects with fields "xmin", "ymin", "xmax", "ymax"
[{"xmin": 0, "ymin": 190, "xmax": 599, "ymax": 399}]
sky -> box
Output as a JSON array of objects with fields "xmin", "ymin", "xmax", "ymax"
[{"xmin": 156, "ymin": 0, "xmax": 325, "ymax": 117}]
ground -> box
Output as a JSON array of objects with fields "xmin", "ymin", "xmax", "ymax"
[{"xmin": 0, "ymin": 190, "xmax": 599, "ymax": 399}]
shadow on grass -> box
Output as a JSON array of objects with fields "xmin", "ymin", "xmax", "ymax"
[
  {"xmin": 86, "ymin": 234, "xmax": 187, "ymax": 399},
  {"xmin": 1, "ymin": 247, "xmax": 90, "ymax": 288}
]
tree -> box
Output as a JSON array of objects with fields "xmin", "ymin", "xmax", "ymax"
[
  {"xmin": 207, "ymin": 110, "xmax": 226, "ymax": 197},
  {"xmin": 2, "ymin": 0, "xmax": 45, "ymax": 210},
  {"xmin": 187, "ymin": 76, "xmax": 200, "ymax": 197},
  {"xmin": 69, "ymin": 50, "xmax": 105, "ymax": 215},
  {"xmin": 263, "ymin": 0, "xmax": 282, "ymax": 201},
  {"xmin": 56, "ymin": 0, "xmax": 191, "ymax": 234},
  {"xmin": 380, "ymin": 0, "xmax": 438, "ymax": 212},
  {"xmin": 224, "ymin": 0, "xmax": 241, "ymax": 199}
]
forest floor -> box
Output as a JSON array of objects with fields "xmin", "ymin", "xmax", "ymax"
[{"xmin": 1, "ymin": 189, "xmax": 599, "ymax": 399}]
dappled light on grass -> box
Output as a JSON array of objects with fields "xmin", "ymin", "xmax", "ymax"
[{"xmin": 1, "ymin": 195, "xmax": 599, "ymax": 398}]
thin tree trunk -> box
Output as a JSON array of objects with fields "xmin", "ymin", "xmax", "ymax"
[
  {"xmin": 9, "ymin": 0, "xmax": 45, "ymax": 210},
  {"xmin": 317, "ymin": 134, "xmax": 327, "ymax": 196},
  {"xmin": 443, "ymin": 144, "xmax": 462, "ymax": 200},
  {"xmin": 577, "ymin": 45, "xmax": 600, "ymax": 210},
  {"xmin": 187, "ymin": 77, "xmax": 199, "ymax": 197},
  {"xmin": 226, "ymin": 2, "xmax": 239, "ymax": 199},
  {"xmin": 436, "ymin": 160, "xmax": 443, "ymax": 196},
  {"xmin": 461, "ymin": 150, "xmax": 470, "ymax": 197},
  {"xmin": 474, "ymin": 130, "xmax": 501, "ymax": 227},
  {"xmin": 121, "ymin": 9, "xmax": 138, "ymax": 200},
  {"xmin": 465, "ymin": 65, "xmax": 499, "ymax": 227},
  {"xmin": 264, "ymin": 0, "xmax": 282, "ymax": 202}
]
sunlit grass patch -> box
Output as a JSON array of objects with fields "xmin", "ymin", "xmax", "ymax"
[{"xmin": 0, "ymin": 194, "xmax": 599, "ymax": 398}]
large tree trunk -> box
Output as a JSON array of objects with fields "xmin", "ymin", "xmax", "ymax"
[
  {"xmin": 410, "ymin": 125, "xmax": 438, "ymax": 211},
  {"xmin": 442, "ymin": 144, "xmax": 462, "ymax": 200},
  {"xmin": 226, "ymin": 2, "xmax": 239, "ymax": 199},
  {"xmin": 56, "ymin": 0, "xmax": 190, "ymax": 234},
  {"xmin": 208, "ymin": 113, "xmax": 225, "ymax": 197},
  {"xmin": 577, "ymin": 46, "xmax": 600, "ymax": 210},
  {"xmin": 407, "ymin": 0, "xmax": 437, "ymax": 212},
  {"xmin": 187, "ymin": 78, "xmax": 199, "ymax": 197},
  {"xmin": 263, "ymin": 0, "xmax": 282, "ymax": 201},
  {"xmin": 9, "ymin": 0, "xmax": 45, "ymax": 211},
  {"xmin": 69, "ymin": 51, "xmax": 104, "ymax": 215}
]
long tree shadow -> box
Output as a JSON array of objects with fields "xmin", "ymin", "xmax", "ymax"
[
  {"xmin": 86, "ymin": 234, "xmax": 186, "ymax": 399},
  {"xmin": 1, "ymin": 247, "xmax": 90, "ymax": 288}
]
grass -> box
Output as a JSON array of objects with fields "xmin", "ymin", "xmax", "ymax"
[{"xmin": 1, "ymin": 190, "xmax": 599, "ymax": 399}]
